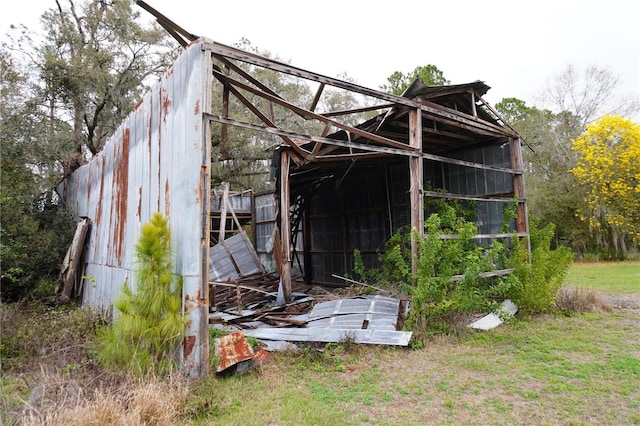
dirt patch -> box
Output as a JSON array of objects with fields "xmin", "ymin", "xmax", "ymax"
[{"xmin": 597, "ymin": 291, "xmax": 640, "ymax": 310}]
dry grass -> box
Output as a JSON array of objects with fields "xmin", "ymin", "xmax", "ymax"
[
  {"xmin": 1, "ymin": 303, "xmax": 190, "ymax": 426},
  {"xmin": 556, "ymin": 287, "xmax": 613, "ymax": 313},
  {"xmin": 18, "ymin": 373, "xmax": 189, "ymax": 426}
]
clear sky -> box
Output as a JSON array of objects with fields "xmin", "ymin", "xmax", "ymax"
[{"xmin": 3, "ymin": 0, "xmax": 639, "ymax": 117}]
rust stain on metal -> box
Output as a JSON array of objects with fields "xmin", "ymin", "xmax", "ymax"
[
  {"xmin": 137, "ymin": 186, "xmax": 142, "ymax": 219},
  {"xmin": 194, "ymin": 99, "xmax": 200, "ymax": 115},
  {"xmin": 214, "ymin": 331, "xmax": 254, "ymax": 373},
  {"xmin": 113, "ymin": 128, "xmax": 130, "ymax": 266},
  {"xmin": 95, "ymin": 156, "xmax": 105, "ymax": 226},
  {"xmin": 147, "ymin": 110, "xmax": 152, "ymax": 155},
  {"xmin": 162, "ymin": 88, "xmax": 171, "ymax": 123},
  {"xmin": 252, "ymin": 349, "xmax": 272, "ymax": 366},
  {"xmin": 164, "ymin": 178, "xmax": 170, "ymax": 217},
  {"xmin": 86, "ymin": 166, "xmax": 92, "ymax": 206},
  {"xmin": 133, "ymin": 97, "xmax": 144, "ymax": 112},
  {"xmin": 183, "ymin": 335, "xmax": 196, "ymax": 358}
]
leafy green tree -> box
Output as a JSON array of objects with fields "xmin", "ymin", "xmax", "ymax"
[
  {"xmin": 571, "ymin": 115, "xmax": 640, "ymax": 257},
  {"xmin": 0, "ymin": 49, "xmax": 76, "ymax": 302},
  {"xmin": 6, "ymin": 0, "xmax": 176, "ymax": 156},
  {"xmin": 496, "ymin": 98, "xmax": 592, "ymax": 253},
  {"xmin": 496, "ymin": 66, "xmax": 637, "ymax": 255},
  {"xmin": 381, "ymin": 65, "xmax": 450, "ymax": 95},
  {"xmin": 98, "ymin": 212, "xmax": 185, "ymax": 376},
  {"xmin": 1, "ymin": 1, "xmax": 176, "ymax": 300}
]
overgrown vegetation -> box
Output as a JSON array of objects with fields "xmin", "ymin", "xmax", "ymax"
[
  {"xmin": 2, "ymin": 260, "xmax": 636, "ymax": 425},
  {"xmin": 355, "ymin": 201, "xmax": 573, "ymax": 338},
  {"xmin": 97, "ymin": 212, "xmax": 185, "ymax": 376}
]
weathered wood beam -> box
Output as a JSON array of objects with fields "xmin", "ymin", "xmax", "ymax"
[
  {"xmin": 423, "ymin": 190, "xmax": 522, "ymax": 203},
  {"xmin": 320, "ymin": 103, "xmax": 394, "ymax": 117},
  {"xmin": 212, "ymin": 71, "xmax": 312, "ymax": 161},
  {"xmin": 202, "ymin": 40, "xmax": 518, "ymax": 138},
  {"xmin": 204, "ymin": 113, "xmax": 524, "ymax": 175},
  {"xmin": 280, "ymin": 151, "xmax": 292, "ymax": 303},
  {"xmin": 509, "ymin": 138, "xmax": 529, "ymax": 242},
  {"xmin": 313, "ymin": 152, "xmax": 390, "ymax": 162},
  {"xmin": 309, "ymin": 83, "xmax": 325, "ymax": 112},
  {"xmin": 409, "ymin": 108, "xmax": 424, "ymax": 275},
  {"xmin": 213, "ymin": 69, "xmax": 416, "ymax": 152}
]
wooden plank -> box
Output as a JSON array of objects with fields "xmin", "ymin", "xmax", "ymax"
[
  {"xmin": 59, "ymin": 218, "xmax": 91, "ymax": 302},
  {"xmin": 451, "ymin": 268, "xmax": 515, "ymax": 282},
  {"xmin": 320, "ymin": 103, "xmax": 394, "ymax": 117},
  {"xmin": 434, "ymin": 233, "xmax": 529, "ymax": 240},
  {"xmin": 212, "ymin": 72, "xmax": 312, "ymax": 161},
  {"xmin": 219, "ymin": 183, "xmax": 229, "ymax": 241},
  {"xmin": 409, "ymin": 108, "xmax": 423, "ymax": 275},
  {"xmin": 423, "ymin": 190, "xmax": 522, "ymax": 203},
  {"xmin": 212, "ymin": 70, "xmax": 416, "ymax": 152},
  {"xmin": 280, "ymin": 151, "xmax": 292, "ymax": 303},
  {"xmin": 509, "ymin": 138, "xmax": 528, "ymax": 233},
  {"xmin": 204, "ymin": 113, "xmax": 523, "ymax": 175},
  {"xmin": 309, "ymin": 83, "xmax": 325, "ymax": 112}
]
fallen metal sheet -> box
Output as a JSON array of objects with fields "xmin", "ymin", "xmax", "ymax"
[
  {"xmin": 243, "ymin": 328, "xmax": 412, "ymax": 346},
  {"xmin": 214, "ymin": 331, "xmax": 254, "ymax": 372},
  {"xmin": 210, "ymin": 232, "xmax": 264, "ymax": 282},
  {"xmin": 256, "ymin": 340, "xmax": 299, "ymax": 351},
  {"xmin": 304, "ymin": 313, "xmax": 397, "ymax": 331},
  {"xmin": 306, "ymin": 295, "xmax": 400, "ymax": 319},
  {"xmin": 295, "ymin": 295, "xmax": 401, "ymax": 331},
  {"xmin": 468, "ymin": 299, "xmax": 518, "ymax": 330}
]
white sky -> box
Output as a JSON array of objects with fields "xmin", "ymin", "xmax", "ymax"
[{"xmin": 3, "ymin": 0, "xmax": 639, "ymax": 116}]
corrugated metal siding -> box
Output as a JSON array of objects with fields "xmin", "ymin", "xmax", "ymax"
[
  {"xmin": 254, "ymin": 192, "xmax": 303, "ymax": 275},
  {"xmin": 307, "ymin": 163, "xmax": 397, "ymax": 285},
  {"xmin": 59, "ymin": 40, "xmax": 210, "ymax": 377},
  {"xmin": 254, "ymin": 192, "xmax": 277, "ymax": 272}
]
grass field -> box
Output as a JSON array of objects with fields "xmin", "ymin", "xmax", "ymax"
[
  {"xmin": 564, "ymin": 261, "xmax": 640, "ymax": 292},
  {"xmin": 3, "ymin": 261, "xmax": 640, "ymax": 425},
  {"xmin": 181, "ymin": 310, "xmax": 640, "ymax": 425}
]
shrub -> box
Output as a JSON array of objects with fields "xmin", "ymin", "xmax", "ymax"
[
  {"xmin": 357, "ymin": 205, "xmax": 514, "ymax": 336},
  {"xmin": 0, "ymin": 202, "xmax": 76, "ymax": 302},
  {"xmin": 506, "ymin": 222, "xmax": 573, "ymax": 315},
  {"xmin": 97, "ymin": 213, "xmax": 186, "ymax": 376},
  {"xmin": 355, "ymin": 204, "xmax": 573, "ymax": 336}
]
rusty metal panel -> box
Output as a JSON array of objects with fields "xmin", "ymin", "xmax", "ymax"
[
  {"xmin": 213, "ymin": 331, "xmax": 255, "ymax": 373},
  {"xmin": 59, "ymin": 40, "xmax": 211, "ymax": 377}
]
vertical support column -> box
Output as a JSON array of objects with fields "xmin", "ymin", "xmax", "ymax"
[
  {"xmin": 409, "ymin": 108, "xmax": 424, "ymax": 274},
  {"xmin": 280, "ymin": 150, "xmax": 292, "ymax": 302},
  {"xmin": 221, "ymin": 64, "xmax": 229, "ymax": 142},
  {"xmin": 509, "ymin": 137, "xmax": 530, "ymax": 249}
]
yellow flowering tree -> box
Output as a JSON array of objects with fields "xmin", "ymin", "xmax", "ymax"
[{"xmin": 571, "ymin": 115, "xmax": 640, "ymax": 257}]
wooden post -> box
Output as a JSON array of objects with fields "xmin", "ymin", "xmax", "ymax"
[
  {"xmin": 279, "ymin": 151, "xmax": 292, "ymax": 302},
  {"xmin": 409, "ymin": 108, "xmax": 424, "ymax": 274},
  {"xmin": 509, "ymin": 138, "xmax": 530, "ymax": 250},
  {"xmin": 219, "ymin": 182, "xmax": 229, "ymax": 241}
]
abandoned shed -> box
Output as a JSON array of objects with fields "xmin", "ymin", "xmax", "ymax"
[{"xmin": 58, "ymin": 4, "xmax": 528, "ymax": 377}]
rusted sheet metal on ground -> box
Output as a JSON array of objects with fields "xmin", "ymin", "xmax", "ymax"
[
  {"xmin": 214, "ymin": 331, "xmax": 254, "ymax": 372},
  {"xmin": 59, "ymin": 40, "xmax": 211, "ymax": 377}
]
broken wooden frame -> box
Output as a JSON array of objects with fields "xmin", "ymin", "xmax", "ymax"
[
  {"xmin": 201, "ymin": 45, "xmax": 528, "ymax": 302},
  {"xmin": 141, "ymin": 1, "xmax": 529, "ymax": 304}
]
